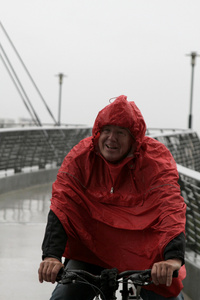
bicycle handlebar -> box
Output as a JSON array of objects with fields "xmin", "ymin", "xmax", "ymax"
[
  {"xmin": 56, "ymin": 268, "xmax": 179, "ymax": 300},
  {"xmin": 57, "ymin": 268, "xmax": 153, "ymax": 286},
  {"xmin": 57, "ymin": 267, "xmax": 178, "ymax": 284}
]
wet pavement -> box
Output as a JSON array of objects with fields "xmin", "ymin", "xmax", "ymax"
[
  {"xmin": 0, "ymin": 183, "xmax": 192, "ymax": 300},
  {"xmin": 0, "ymin": 183, "xmax": 55, "ymax": 300}
]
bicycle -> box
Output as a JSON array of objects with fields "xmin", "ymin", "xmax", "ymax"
[{"xmin": 56, "ymin": 267, "xmax": 179, "ymax": 300}]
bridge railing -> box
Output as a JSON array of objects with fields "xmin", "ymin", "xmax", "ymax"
[
  {"xmin": 177, "ymin": 165, "xmax": 200, "ymax": 254},
  {"xmin": 148, "ymin": 129, "xmax": 200, "ymax": 254},
  {"xmin": 0, "ymin": 126, "xmax": 92, "ymax": 175},
  {"xmin": 148, "ymin": 129, "xmax": 200, "ymax": 172},
  {"xmin": 2, "ymin": 127, "xmax": 199, "ymax": 173}
]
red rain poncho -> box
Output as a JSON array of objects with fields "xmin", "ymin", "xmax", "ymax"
[{"xmin": 51, "ymin": 95, "xmax": 186, "ymax": 297}]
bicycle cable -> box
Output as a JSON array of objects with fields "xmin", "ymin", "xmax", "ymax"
[{"xmin": 62, "ymin": 272, "xmax": 108, "ymax": 300}]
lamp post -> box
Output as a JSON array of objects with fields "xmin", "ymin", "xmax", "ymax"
[
  {"xmin": 56, "ymin": 73, "xmax": 67, "ymax": 126},
  {"xmin": 186, "ymin": 52, "xmax": 200, "ymax": 129}
]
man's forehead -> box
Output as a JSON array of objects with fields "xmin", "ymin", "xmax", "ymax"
[{"xmin": 102, "ymin": 125, "xmax": 127, "ymax": 130}]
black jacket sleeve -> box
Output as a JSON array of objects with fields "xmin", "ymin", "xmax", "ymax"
[
  {"xmin": 42, "ymin": 210, "xmax": 67, "ymax": 261},
  {"xmin": 164, "ymin": 232, "xmax": 185, "ymax": 265}
]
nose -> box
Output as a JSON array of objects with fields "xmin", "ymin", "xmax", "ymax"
[{"xmin": 107, "ymin": 131, "xmax": 117, "ymax": 141}]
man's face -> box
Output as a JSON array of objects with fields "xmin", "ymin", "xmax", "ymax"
[{"xmin": 98, "ymin": 125, "xmax": 133, "ymax": 163}]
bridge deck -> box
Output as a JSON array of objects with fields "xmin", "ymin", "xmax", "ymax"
[
  {"xmin": 0, "ymin": 183, "xmax": 54, "ymax": 299},
  {"xmin": 0, "ymin": 183, "xmax": 191, "ymax": 300}
]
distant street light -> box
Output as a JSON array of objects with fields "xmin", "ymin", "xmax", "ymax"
[
  {"xmin": 186, "ymin": 52, "xmax": 200, "ymax": 129},
  {"xmin": 55, "ymin": 73, "xmax": 67, "ymax": 126}
]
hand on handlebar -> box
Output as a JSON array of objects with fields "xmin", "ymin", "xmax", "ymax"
[
  {"xmin": 38, "ymin": 257, "xmax": 64, "ymax": 284},
  {"xmin": 151, "ymin": 258, "xmax": 181, "ymax": 287}
]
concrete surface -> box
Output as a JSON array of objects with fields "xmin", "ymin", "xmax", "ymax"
[
  {"xmin": 0, "ymin": 167, "xmax": 59, "ymax": 194},
  {"xmin": 0, "ymin": 183, "xmax": 55, "ymax": 300},
  {"xmin": 0, "ymin": 181, "xmax": 192, "ymax": 300}
]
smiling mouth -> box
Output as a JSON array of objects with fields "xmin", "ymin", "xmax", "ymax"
[{"xmin": 106, "ymin": 144, "xmax": 117, "ymax": 150}]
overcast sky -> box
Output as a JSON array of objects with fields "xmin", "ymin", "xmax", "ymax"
[{"xmin": 1, "ymin": 0, "xmax": 200, "ymax": 134}]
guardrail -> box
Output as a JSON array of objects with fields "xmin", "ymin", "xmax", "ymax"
[
  {"xmin": 149, "ymin": 129, "xmax": 200, "ymax": 172},
  {"xmin": 176, "ymin": 165, "xmax": 200, "ymax": 300},
  {"xmin": 147, "ymin": 130, "xmax": 200, "ymax": 254},
  {"xmin": 177, "ymin": 165, "xmax": 200, "ymax": 254},
  {"xmin": 0, "ymin": 126, "xmax": 92, "ymax": 175},
  {"xmin": 2, "ymin": 127, "xmax": 200, "ymax": 173}
]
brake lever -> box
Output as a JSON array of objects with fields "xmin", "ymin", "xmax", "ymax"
[
  {"xmin": 58, "ymin": 270, "xmax": 78, "ymax": 284},
  {"xmin": 129, "ymin": 272, "xmax": 152, "ymax": 286},
  {"xmin": 129, "ymin": 269, "xmax": 179, "ymax": 286}
]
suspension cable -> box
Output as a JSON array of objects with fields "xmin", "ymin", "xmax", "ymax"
[
  {"xmin": 0, "ymin": 22, "xmax": 58, "ymax": 125},
  {"xmin": 0, "ymin": 52, "xmax": 37, "ymax": 125},
  {"xmin": 0, "ymin": 42, "xmax": 42, "ymax": 126}
]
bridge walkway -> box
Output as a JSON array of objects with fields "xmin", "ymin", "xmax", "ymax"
[
  {"xmin": 0, "ymin": 183, "xmax": 53, "ymax": 299},
  {"xmin": 0, "ymin": 183, "xmax": 191, "ymax": 300}
]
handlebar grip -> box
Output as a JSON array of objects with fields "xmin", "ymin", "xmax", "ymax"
[{"xmin": 56, "ymin": 267, "xmax": 64, "ymax": 282}]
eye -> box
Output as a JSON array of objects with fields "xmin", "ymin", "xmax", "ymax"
[
  {"xmin": 118, "ymin": 130, "xmax": 126, "ymax": 136},
  {"xmin": 102, "ymin": 127, "xmax": 110, "ymax": 134}
]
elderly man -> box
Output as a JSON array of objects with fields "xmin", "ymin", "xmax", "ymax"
[{"xmin": 38, "ymin": 95, "xmax": 186, "ymax": 300}]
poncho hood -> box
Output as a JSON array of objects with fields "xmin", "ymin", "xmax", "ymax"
[{"xmin": 92, "ymin": 95, "xmax": 146, "ymax": 154}]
